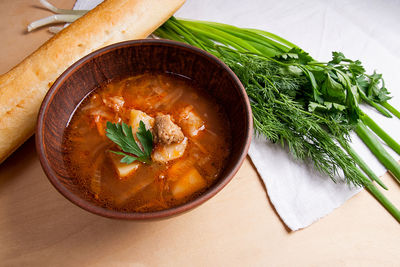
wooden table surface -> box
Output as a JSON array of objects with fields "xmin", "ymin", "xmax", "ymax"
[{"xmin": 1, "ymin": 1, "xmax": 399, "ymax": 266}]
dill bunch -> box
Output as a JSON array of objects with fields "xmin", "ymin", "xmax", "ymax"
[{"xmin": 220, "ymin": 48, "xmax": 362, "ymax": 185}]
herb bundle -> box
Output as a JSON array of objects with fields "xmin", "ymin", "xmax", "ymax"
[{"xmin": 155, "ymin": 17, "xmax": 400, "ymax": 222}]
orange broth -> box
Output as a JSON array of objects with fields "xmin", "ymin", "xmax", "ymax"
[{"xmin": 62, "ymin": 73, "xmax": 232, "ymax": 212}]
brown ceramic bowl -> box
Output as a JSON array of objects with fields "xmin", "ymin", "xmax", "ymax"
[{"xmin": 36, "ymin": 39, "xmax": 252, "ymax": 219}]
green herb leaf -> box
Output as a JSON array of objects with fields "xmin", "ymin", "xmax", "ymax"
[
  {"xmin": 299, "ymin": 66, "xmax": 323, "ymax": 103},
  {"xmin": 376, "ymin": 86, "xmax": 391, "ymax": 102},
  {"xmin": 348, "ymin": 60, "xmax": 365, "ymax": 76},
  {"xmin": 321, "ymin": 74, "xmax": 345, "ymax": 99},
  {"xmin": 308, "ymin": 102, "xmax": 326, "ymax": 112},
  {"xmin": 329, "ymin": 51, "xmax": 345, "ymax": 64},
  {"xmin": 308, "ymin": 101, "xmax": 346, "ymax": 112},
  {"xmin": 106, "ymin": 121, "xmax": 153, "ymax": 164},
  {"xmin": 136, "ymin": 121, "xmax": 154, "ymax": 159},
  {"xmin": 109, "ymin": 150, "xmax": 138, "ymax": 164},
  {"xmin": 277, "ymin": 47, "xmax": 313, "ymax": 64},
  {"xmin": 120, "ymin": 155, "xmax": 138, "ymax": 164}
]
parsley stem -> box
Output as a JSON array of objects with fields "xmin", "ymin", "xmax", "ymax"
[{"xmin": 358, "ymin": 89, "xmax": 392, "ymax": 118}]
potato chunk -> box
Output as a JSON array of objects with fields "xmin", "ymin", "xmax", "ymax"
[
  {"xmin": 171, "ymin": 168, "xmax": 207, "ymax": 199},
  {"xmin": 109, "ymin": 153, "xmax": 140, "ymax": 178},
  {"xmin": 167, "ymin": 158, "xmax": 194, "ymax": 182},
  {"xmin": 129, "ymin": 109, "xmax": 154, "ymax": 134},
  {"xmin": 178, "ymin": 106, "xmax": 205, "ymax": 137},
  {"xmin": 152, "ymin": 137, "xmax": 188, "ymax": 163}
]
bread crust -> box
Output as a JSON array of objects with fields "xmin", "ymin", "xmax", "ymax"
[{"xmin": 0, "ymin": 0, "xmax": 185, "ymax": 163}]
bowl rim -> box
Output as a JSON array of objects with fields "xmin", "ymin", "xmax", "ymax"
[{"xmin": 36, "ymin": 39, "xmax": 253, "ymax": 220}]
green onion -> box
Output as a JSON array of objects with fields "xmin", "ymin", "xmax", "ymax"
[
  {"xmin": 382, "ymin": 102, "xmax": 400, "ymax": 119},
  {"xmin": 362, "ymin": 178, "xmax": 400, "ymax": 222},
  {"xmin": 355, "ymin": 121, "xmax": 400, "ymax": 183},
  {"xmin": 360, "ymin": 112, "xmax": 400, "ymax": 155},
  {"xmin": 338, "ymin": 138, "xmax": 387, "ymax": 190}
]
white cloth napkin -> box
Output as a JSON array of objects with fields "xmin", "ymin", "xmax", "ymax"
[{"xmin": 73, "ymin": 0, "xmax": 400, "ymax": 230}]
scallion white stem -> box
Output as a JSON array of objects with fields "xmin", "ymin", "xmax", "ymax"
[
  {"xmin": 39, "ymin": 0, "xmax": 88, "ymax": 15},
  {"xmin": 48, "ymin": 26, "xmax": 63, "ymax": 34},
  {"xmin": 27, "ymin": 14, "xmax": 81, "ymax": 32},
  {"xmin": 27, "ymin": 0, "xmax": 89, "ymax": 32}
]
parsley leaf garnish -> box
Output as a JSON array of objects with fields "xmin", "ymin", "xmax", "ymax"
[{"xmin": 105, "ymin": 121, "xmax": 153, "ymax": 164}]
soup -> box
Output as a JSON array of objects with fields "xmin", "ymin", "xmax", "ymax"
[{"xmin": 62, "ymin": 72, "xmax": 232, "ymax": 212}]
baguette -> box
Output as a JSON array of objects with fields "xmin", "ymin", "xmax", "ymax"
[{"xmin": 0, "ymin": 0, "xmax": 185, "ymax": 163}]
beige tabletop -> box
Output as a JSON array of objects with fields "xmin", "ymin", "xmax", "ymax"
[{"xmin": 1, "ymin": 1, "xmax": 399, "ymax": 266}]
